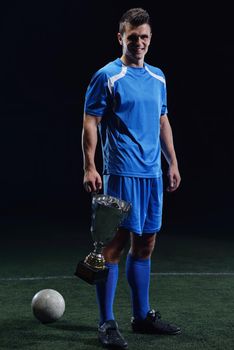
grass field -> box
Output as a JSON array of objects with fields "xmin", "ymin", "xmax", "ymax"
[{"xmin": 0, "ymin": 217, "xmax": 234, "ymax": 350}]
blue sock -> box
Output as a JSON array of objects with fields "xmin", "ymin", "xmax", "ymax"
[
  {"xmin": 95, "ymin": 262, "xmax": 118, "ymax": 325},
  {"xmin": 126, "ymin": 253, "xmax": 151, "ymax": 320}
]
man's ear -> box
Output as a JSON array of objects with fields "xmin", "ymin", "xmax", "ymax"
[{"xmin": 117, "ymin": 32, "xmax": 123, "ymax": 45}]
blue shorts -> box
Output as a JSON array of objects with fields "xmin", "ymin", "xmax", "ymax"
[{"xmin": 103, "ymin": 175, "xmax": 163, "ymax": 235}]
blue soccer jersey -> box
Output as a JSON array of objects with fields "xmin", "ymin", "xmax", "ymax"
[{"xmin": 84, "ymin": 58, "xmax": 168, "ymax": 178}]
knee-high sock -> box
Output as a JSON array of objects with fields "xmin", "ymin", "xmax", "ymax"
[
  {"xmin": 95, "ymin": 262, "xmax": 118, "ymax": 325},
  {"xmin": 126, "ymin": 253, "xmax": 151, "ymax": 320}
]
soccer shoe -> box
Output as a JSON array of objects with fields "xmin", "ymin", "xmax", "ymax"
[
  {"xmin": 131, "ymin": 309, "xmax": 181, "ymax": 335},
  {"xmin": 98, "ymin": 320, "xmax": 128, "ymax": 349}
]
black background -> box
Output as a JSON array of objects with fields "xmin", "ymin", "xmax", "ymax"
[{"xmin": 0, "ymin": 1, "xmax": 233, "ymax": 235}]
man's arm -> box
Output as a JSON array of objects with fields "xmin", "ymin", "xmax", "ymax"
[
  {"xmin": 82, "ymin": 114, "xmax": 102, "ymax": 193},
  {"xmin": 160, "ymin": 114, "xmax": 181, "ymax": 192}
]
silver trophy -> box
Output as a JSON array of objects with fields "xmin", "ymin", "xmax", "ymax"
[{"xmin": 75, "ymin": 193, "xmax": 131, "ymax": 284}]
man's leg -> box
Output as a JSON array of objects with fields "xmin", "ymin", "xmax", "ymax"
[
  {"xmin": 126, "ymin": 232, "xmax": 181, "ymax": 335},
  {"xmin": 126, "ymin": 232, "xmax": 156, "ymax": 320},
  {"xmin": 96, "ymin": 228, "xmax": 129, "ymax": 349},
  {"xmin": 96, "ymin": 228, "xmax": 129, "ymax": 324},
  {"xmin": 98, "ymin": 174, "xmax": 130, "ymax": 326}
]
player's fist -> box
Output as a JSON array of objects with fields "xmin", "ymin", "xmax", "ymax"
[
  {"xmin": 167, "ymin": 164, "xmax": 181, "ymax": 192},
  {"xmin": 83, "ymin": 169, "xmax": 102, "ymax": 193}
]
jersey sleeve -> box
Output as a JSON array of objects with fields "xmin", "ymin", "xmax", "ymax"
[
  {"xmin": 84, "ymin": 70, "xmax": 110, "ymax": 117},
  {"xmin": 161, "ymin": 79, "xmax": 168, "ymax": 116}
]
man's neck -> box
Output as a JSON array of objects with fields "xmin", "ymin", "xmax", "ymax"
[{"xmin": 120, "ymin": 55, "xmax": 144, "ymax": 68}]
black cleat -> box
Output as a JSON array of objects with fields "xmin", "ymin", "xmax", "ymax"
[
  {"xmin": 98, "ymin": 320, "xmax": 128, "ymax": 349},
  {"xmin": 131, "ymin": 309, "xmax": 181, "ymax": 335}
]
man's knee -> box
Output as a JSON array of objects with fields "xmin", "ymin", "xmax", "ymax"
[{"xmin": 130, "ymin": 232, "xmax": 156, "ymax": 259}]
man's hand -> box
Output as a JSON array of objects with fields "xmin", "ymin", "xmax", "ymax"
[
  {"xmin": 83, "ymin": 169, "xmax": 102, "ymax": 193},
  {"xmin": 167, "ymin": 163, "xmax": 181, "ymax": 192}
]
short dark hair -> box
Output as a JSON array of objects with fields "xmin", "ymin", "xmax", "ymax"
[{"xmin": 119, "ymin": 8, "xmax": 151, "ymax": 35}]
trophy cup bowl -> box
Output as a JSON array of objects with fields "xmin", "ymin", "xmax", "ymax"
[{"xmin": 74, "ymin": 194, "xmax": 131, "ymax": 285}]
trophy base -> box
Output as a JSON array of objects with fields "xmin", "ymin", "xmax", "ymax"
[{"xmin": 74, "ymin": 260, "xmax": 109, "ymax": 285}]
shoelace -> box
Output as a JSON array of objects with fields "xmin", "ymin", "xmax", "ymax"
[{"xmin": 149, "ymin": 310, "xmax": 161, "ymax": 321}]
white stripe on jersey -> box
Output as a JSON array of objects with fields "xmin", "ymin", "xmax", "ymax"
[
  {"xmin": 145, "ymin": 65, "xmax": 166, "ymax": 84},
  {"xmin": 108, "ymin": 65, "xmax": 127, "ymax": 95}
]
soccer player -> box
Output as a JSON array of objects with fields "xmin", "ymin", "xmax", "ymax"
[{"xmin": 82, "ymin": 8, "xmax": 181, "ymax": 349}]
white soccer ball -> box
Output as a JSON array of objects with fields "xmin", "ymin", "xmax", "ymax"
[{"xmin": 31, "ymin": 289, "xmax": 65, "ymax": 323}]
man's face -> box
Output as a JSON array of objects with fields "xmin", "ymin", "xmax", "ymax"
[{"xmin": 118, "ymin": 23, "xmax": 152, "ymax": 64}]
